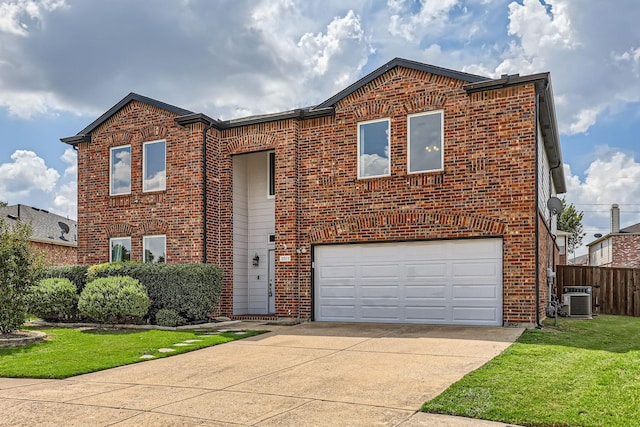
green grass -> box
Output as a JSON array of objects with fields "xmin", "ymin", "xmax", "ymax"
[
  {"xmin": 0, "ymin": 327, "xmax": 264, "ymax": 379},
  {"xmin": 422, "ymin": 315, "xmax": 640, "ymax": 427}
]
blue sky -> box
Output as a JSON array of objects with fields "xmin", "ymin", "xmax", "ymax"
[{"xmin": 0, "ymin": 0, "xmax": 638, "ymax": 255}]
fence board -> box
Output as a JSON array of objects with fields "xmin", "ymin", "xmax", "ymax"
[{"xmin": 557, "ymin": 265, "xmax": 640, "ymax": 317}]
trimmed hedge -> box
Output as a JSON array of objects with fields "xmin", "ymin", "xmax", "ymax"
[
  {"xmin": 27, "ymin": 278, "xmax": 78, "ymax": 322},
  {"xmin": 42, "ymin": 265, "xmax": 90, "ymax": 293},
  {"xmin": 78, "ymin": 276, "xmax": 150, "ymax": 324},
  {"xmin": 155, "ymin": 309, "xmax": 187, "ymax": 327},
  {"xmin": 85, "ymin": 263, "xmax": 223, "ymax": 324}
]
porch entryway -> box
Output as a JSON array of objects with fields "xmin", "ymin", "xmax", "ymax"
[{"xmin": 232, "ymin": 151, "xmax": 276, "ymax": 315}]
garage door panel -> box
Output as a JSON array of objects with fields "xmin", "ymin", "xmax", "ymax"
[
  {"xmin": 452, "ymin": 306, "xmax": 498, "ymax": 323},
  {"xmin": 405, "ymin": 263, "xmax": 447, "ymax": 278},
  {"xmin": 452, "ymin": 262, "xmax": 499, "ymax": 277},
  {"xmin": 405, "ymin": 284, "xmax": 446, "ymax": 299},
  {"xmin": 452, "ymin": 284, "xmax": 499, "ymax": 299},
  {"xmin": 359, "ymin": 264, "xmax": 400, "ymax": 278},
  {"xmin": 314, "ymin": 239, "xmax": 502, "ymax": 326}
]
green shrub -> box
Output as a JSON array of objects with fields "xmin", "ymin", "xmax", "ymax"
[
  {"xmin": 78, "ymin": 276, "xmax": 150, "ymax": 324},
  {"xmin": 26, "ymin": 278, "xmax": 78, "ymax": 322},
  {"xmin": 42, "ymin": 265, "xmax": 89, "ymax": 293},
  {"xmin": 86, "ymin": 263, "xmax": 223, "ymax": 324},
  {"xmin": 154, "ymin": 309, "xmax": 187, "ymax": 327},
  {"xmin": 0, "ymin": 219, "xmax": 42, "ymax": 334}
]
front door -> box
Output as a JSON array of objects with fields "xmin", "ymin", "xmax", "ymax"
[{"xmin": 268, "ymin": 249, "xmax": 275, "ymax": 314}]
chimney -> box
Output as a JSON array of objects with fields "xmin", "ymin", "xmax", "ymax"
[{"xmin": 611, "ymin": 204, "xmax": 620, "ymax": 233}]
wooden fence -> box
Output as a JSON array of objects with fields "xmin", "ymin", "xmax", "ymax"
[{"xmin": 556, "ymin": 265, "xmax": 640, "ymax": 317}]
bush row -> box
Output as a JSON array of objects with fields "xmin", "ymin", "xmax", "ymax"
[{"xmin": 36, "ymin": 263, "xmax": 223, "ymax": 325}]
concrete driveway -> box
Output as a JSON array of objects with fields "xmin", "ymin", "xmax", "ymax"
[{"xmin": 0, "ymin": 322, "xmax": 523, "ymax": 426}]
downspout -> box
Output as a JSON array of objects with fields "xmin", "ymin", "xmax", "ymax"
[
  {"xmin": 534, "ymin": 93, "xmax": 542, "ymax": 328},
  {"xmin": 202, "ymin": 122, "xmax": 214, "ymax": 264}
]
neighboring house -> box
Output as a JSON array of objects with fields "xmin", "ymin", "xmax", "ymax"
[
  {"xmin": 567, "ymin": 254, "xmax": 589, "ymax": 266},
  {"xmin": 0, "ymin": 204, "xmax": 77, "ymax": 266},
  {"xmin": 588, "ymin": 204, "xmax": 640, "ymax": 268},
  {"xmin": 555, "ymin": 230, "xmax": 570, "ymax": 264},
  {"xmin": 61, "ymin": 58, "xmax": 565, "ymax": 327}
]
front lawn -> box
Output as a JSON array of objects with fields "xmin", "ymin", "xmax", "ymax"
[
  {"xmin": 422, "ymin": 315, "xmax": 640, "ymax": 427},
  {"xmin": 0, "ymin": 327, "xmax": 264, "ymax": 379}
]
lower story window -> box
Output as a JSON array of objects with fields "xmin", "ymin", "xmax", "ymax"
[
  {"xmin": 110, "ymin": 237, "xmax": 131, "ymax": 262},
  {"xmin": 144, "ymin": 235, "xmax": 166, "ymax": 263}
]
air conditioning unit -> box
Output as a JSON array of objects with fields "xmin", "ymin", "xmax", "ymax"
[{"xmin": 562, "ymin": 286, "xmax": 592, "ymax": 318}]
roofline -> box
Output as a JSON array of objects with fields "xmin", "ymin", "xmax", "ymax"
[
  {"xmin": 315, "ymin": 57, "xmax": 488, "ymax": 109},
  {"xmin": 29, "ymin": 237, "xmax": 77, "ymax": 248},
  {"xmin": 587, "ymin": 230, "xmax": 640, "ymax": 247},
  {"xmin": 60, "ymin": 93, "xmax": 194, "ymax": 145},
  {"xmin": 464, "ymin": 72, "xmax": 566, "ymax": 194},
  {"xmin": 174, "ymin": 107, "xmax": 335, "ymax": 130}
]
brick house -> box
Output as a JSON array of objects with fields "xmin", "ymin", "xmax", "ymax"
[
  {"xmin": 62, "ymin": 58, "xmax": 565, "ymax": 326},
  {"xmin": 0, "ymin": 204, "xmax": 77, "ymax": 266},
  {"xmin": 588, "ymin": 204, "xmax": 640, "ymax": 268}
]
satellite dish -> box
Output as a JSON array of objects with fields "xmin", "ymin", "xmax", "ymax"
[
  {"xmin": 547, "ymin": 197, "xmax": 564, "ymax": 216},
  {"xmin": 594, "ymin": 233, "xmax": 602, "ymax": 238},
  {"xmin": 58, "ymin": 221, "xmax": 70, "ymax": 240}
]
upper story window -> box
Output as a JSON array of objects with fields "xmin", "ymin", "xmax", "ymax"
[
  {"xmin": 144, "ymin": 235, "xmax": 166, "ymax": 263},
  {"xmin": 143, "ymin": 140, "xmax": 166, "ymax": 192},
  {"xmin": 110, "ymin": 145, "xmax": 131, "ymax": 195},
  {"xmin": 268, "ymin": 151, "xmax": 275, "ymax": 197},
  {"xmin": 358, "ymin": 118, "xmax": 390, "ymax": 179},
  {"xmin": 110, "ymin": 237, "xmax": 131, "ymax": 262},
  {"xmin": 407, "ymin": 111, "xmax": 444, "ymax": 173}
]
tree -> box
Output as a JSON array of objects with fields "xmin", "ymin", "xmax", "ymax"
[
  {"xmin": 0, "ymin": 218, "xmax": 42, "ymax": 334},
  {"xmin": 557, "ymin": 197, "xmax": 586, "ymax": 256},
  {"xmin": 0, "ymin": 201, "xmax": 7, "ymax": 207}
]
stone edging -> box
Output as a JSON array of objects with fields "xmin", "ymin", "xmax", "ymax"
[{"xmin": 0, "ymin": 330, "xmax": 47, "ymax": 348}]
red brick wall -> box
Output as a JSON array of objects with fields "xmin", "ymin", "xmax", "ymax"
[
  {"xmin": 31, "ymin": 242, "xmax": 77, "ymax": 266},
  {"xmin": 76, "ymin": 100, "xmax": 207, "ymax": 265},
  {"xmin": 612, "ymin": 235, "xmax": 640, "ymax": 268},
  {"xmin": 77, "ymin": 66, "xmax": 551, "ymax": 326}
]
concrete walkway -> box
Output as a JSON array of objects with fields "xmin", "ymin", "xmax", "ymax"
[{"xmin": 0, "ymin": 322, "xmax": 524, "ymax": 426}]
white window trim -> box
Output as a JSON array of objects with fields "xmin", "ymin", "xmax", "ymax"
[
  {"xmin": 143, "ymin": 139, "xmax": 166, "ymax": 193},
  {"xmin": 109, "ymin": 237, "xmax": 131, "ymax": 262},
  {"xmin": 267, "ymin": 151, "xmax": 275, "ymax": 199},
  {"xmin": 143, "ymin": 234, "xmax": 166, "ymax": 263},
  {"xmin": 110, "ymin": 145, "xmax": 131, "ymax": 196},
  {"xmin": 357, "ymin": 117, "xmax": 391, "ymax": 179},
  {"xmin": 407, "ymin": 110, "xmax": 444, "ymax": 174}
]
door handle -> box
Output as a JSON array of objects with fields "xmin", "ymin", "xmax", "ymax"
[{"xmin": 268, "ymin": 281, "xmax": 273, "ymax": 297}]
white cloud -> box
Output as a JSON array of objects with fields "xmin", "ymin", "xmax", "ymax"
[
  {"xmin": 0, "ymin": 150, "xmax": 59, "ymax": 197},
  {"xmin": 387, "ymin": 0, "xmax": 460, "ymax": 42},
  {"xmin": 51, "ymin": 179, "xmax": 76, "ymax": 219},
  {"xmin": 61, "ymin": 146, "xmax": 76, "ymax": 176},
  {"xmin": 563, "ymin": 152, "xmax": 640, "ymax": 253},
  {"xmin": 0, "ymin": 0, "xmax": 67, "ymax": 36},
  {"xmin": 360, "ymin": 153, "xmax": 389, "ymax": 177}
]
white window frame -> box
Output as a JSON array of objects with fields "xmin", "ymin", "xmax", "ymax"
[
  {"xmin": 357, "ymin": 117, "xmax": 391, "ymax": 179},
  {"xmin": 110, "ymin": 145, "xmax": 131, "ymax": 196},
  {"xmin": 110, "ymin": 237, "xmax": 131, "ymax": 262},
  {"xmin": 143, "ymin": 235, "xmax": 166, "ymax": 263},
  {"xmin": 407, "ymin": 110, "xmax": 444, "ymax": 174},
  {"xmin": 143, "ymin": 140, "xmax": 166, "ymax": 193},
  {"xmin": 267, "ymin": 151, "xmax": 275, "ymax": 198}
]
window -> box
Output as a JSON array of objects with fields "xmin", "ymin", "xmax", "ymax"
[
  {"xmin": 110, "ymin": 237, "xmax": 131, "ymax": 262},
  {"xmin": 268, "ymin": 151, "xmax": 275, "ymax": 197},
  {"xmin": 408, "ymin": 111, "xmax": 443, "ymax": 173},
  {"xmin": 143, "ymin": 235, "xmax": 166, "ymax": 263},
  {"xmin": 358, "ymin": 118, "xmax": 390, "ymax": 178},
  {"xmin": 110, "ymin": 145, "xmax": 131, "ymax": 195},
  {"xmin": 143, "ymin": 140, "xmax": 166, "ymax": 192}
]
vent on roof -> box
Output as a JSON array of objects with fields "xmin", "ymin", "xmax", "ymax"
[{"xmin": 7, "ymin": 214, "xmax": 18, "ymax": 220}]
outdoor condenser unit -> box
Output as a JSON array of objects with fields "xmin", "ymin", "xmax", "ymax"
[{"xmin": 562, "ymin": 286, "xmax": 592, "ymax": 318}]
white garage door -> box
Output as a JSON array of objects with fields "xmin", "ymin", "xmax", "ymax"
[{"xmin": 314, "ymin": 239, "xmax": 503, "ymax": 326}]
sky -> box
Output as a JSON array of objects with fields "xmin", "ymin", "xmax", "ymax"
[{"xmin": 0, "ymin": 0, "xmax": 638, "ymax": 255}]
